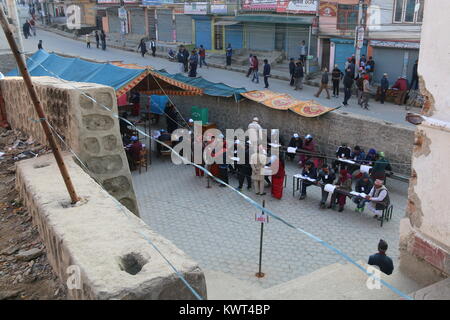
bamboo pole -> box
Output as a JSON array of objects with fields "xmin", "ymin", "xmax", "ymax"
[{"xmin": 0, "ymin": 6, "xmax": 79, "ymax": 204}]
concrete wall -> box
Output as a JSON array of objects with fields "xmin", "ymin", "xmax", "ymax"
[
  {"xmin": 399, "ymin": 0, "xmax": 450, "ymax": 286},
  {"xmin": 170, "ymin": 95, "xmax": 414, "ymax": 175},
  {"xmin": 0, "ymin": 53, "xmax": 17, "ymax": 74},
  {"xmin": 16, "ymin": 153, "xmax": 206, "ymax": 299},
  {"xmin": 0, "ymin": 76, "xmax": 139, "ymax": 216}
]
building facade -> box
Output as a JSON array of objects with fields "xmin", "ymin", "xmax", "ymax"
[{"xmin": 366, "ymin": 0, "xmax": 423, "ymax": 83}]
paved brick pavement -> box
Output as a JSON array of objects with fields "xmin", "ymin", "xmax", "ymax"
[{"xmin": 133, "ymin": 151, "xmax": 407, "ymax": 289}]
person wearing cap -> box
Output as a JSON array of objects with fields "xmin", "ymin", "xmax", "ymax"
[
  {"xmin": 370, "ymin": 152, "xmax": 392, "ymax": 182},
  {"xmin": 299, "ymin": 160, "xmax": 317, "ymax": 200},
  {"xmin": 365, "ymin": 179, "xmax": 390, "ymax": 220},
  {"xmin": 287, "ymin": 133, "xmax": 303, "ymax": 161},
  {"xmin": 368, "ymin": 240, "xmax": 394, "ymax": 275},
  {"xmin": 379, "ymin": 73, "xmax": 389, "ymax": 104},
  {"xmin": 248, "ymin": 117, "xmax": 263, "ymax": 143},
  {"xmin": 299, "ymin": 134, "xmax": 316, "ymax": 168}
]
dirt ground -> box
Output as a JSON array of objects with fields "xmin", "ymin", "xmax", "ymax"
[{"xmin": 0, "ymin": 127, "xmax": 67, "ymax": 300}]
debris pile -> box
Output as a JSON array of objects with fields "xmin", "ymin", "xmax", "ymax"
[{"xmin": 0, "ymin": 127, "xmax": 66, "ymax": 300}]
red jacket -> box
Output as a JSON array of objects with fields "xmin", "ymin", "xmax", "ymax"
[{"xmin": 392, "ymin": 78, "xmax": 408, "ymax": 91}]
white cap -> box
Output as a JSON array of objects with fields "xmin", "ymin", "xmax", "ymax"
[
  {"xmin": 293, "ymin": 133, "xmax": 299, "ymax": 138},
  {"xmin": 188, "ymin": 118, "xmax": 194, "ymax": 123},
  {"xmin": 305, "ymin": 134, "xmax": 313, "ymax": 139},
  {"xmin": 253, "ymin": 117, "xmax": 259, "ymax": 122}
]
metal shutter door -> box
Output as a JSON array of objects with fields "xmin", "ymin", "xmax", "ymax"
[
  {"xmin": 157, "ymin": 10, "xmax": 172, "ymax": 42},
  {"xmin": 372, "ymin": 47, "xmax": 404, "ymax": 83},
  {"xmin": 247, "ymin": 23, "xmax": 275, "ymax": 51},
  {"xmin": 195, "ymin": 19, "xmax": 211, "ymax": 49},
  {"xmin": 406, "ymin": 49, "xmax": 419, "ymax": 80},
  {"xmin": 107, "ymin": 9, "xmax": 120, "ymax": 34},
  {"xmin": 225, "ymin": 24, "xmax": 243, "ymax": 49},
  {"xmin": 334, "ymin": 42, "xmax": 367, "ymax": 71},
  {"xmin": 130, "ymin": 8, "xmax": 145, "ymax": 35},
  {"xmin": 175, "ymin": 15, "xmax": 192, "ymax": 44},
  {"xmin": 147, "ymin": 9, "xmax": 156, "ymax": 39},
  {"xmin": 286, "ymin": 26, "xmax": 309, "ymax": 59}
]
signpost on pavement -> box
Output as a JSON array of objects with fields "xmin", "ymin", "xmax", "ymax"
[{"xmin": 255, "ymin": 200, "xmax": 268, "ymax": 278}]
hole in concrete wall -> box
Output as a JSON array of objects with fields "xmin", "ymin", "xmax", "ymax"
[{"xmin": 119, "ymin": 252, "xmax": 148, "ymax": 275}]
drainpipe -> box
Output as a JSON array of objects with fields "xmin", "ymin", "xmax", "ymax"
[{"xmin": 307, "ymin": 25, "xmax": 311, "ymax": 74}]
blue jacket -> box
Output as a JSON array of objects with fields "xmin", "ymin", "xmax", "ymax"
[
  {"xmin": 263, "ymin": 64, "xmax": 271, "ymax": 76},
  {"xmin": 381, "ymin": 77, "xmax": 389, "ymax": 90}
]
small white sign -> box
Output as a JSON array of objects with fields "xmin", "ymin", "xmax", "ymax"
[
  {"xmin": 256, "ymin": 212, "xmax": 269, "ymax": 223},
  {"xmin": 287, "ymin": 147, "xmax": 297, "ymax": 153}
]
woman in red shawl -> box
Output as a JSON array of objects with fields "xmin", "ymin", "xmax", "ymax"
[
  {"xmin": 329, "ymin": 169, "xmax": 352, "ymax": 212},
  {"xmin": 271, "ymin": 155, "xmax": 285, "ymax": 199}
]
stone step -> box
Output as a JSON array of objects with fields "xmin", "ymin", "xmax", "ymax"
[
  {"xmin": 410, "ymin": 278, "xmax": 450, "ymax": 300},
  {"xmin": 251, "ymin": 260, "xmax": 422, "ymax": 300}
]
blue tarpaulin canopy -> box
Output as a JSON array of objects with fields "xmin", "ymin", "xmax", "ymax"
[{"xmin": 7, "ymin": 50, "xmax": 146, "ymax": 93}]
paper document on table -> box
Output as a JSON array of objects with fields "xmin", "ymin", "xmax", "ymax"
[
  {"xmin": 287, "ymin": 147, "xmax": 297, "ymax": 153},
  {"xmin": 324, "ymin": 184, "xmax": 336, "ymax": 193},
  {"xmin": 294, "ymin": 174, "xmax": 303, "ymax": 178},
  {"xmin": 360, "ymin": 165, "xmax": 372, "ymax": 174},
  {"xmin": 350, "ymin": 191, "xmax": 367, "ymax": 198},
  {"xmin": 338, "ymin": 158, "xmax": 355, "ymax": 164},
  {"xmin": 303, "ymin": 176, "xmax": 316, "ymax": 182},
  {"xmin": 230, "ymin": 157, "xmax": 240, "ymax": 162}
]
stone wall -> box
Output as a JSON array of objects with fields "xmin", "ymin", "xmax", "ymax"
[
  {"xmin": 170, "ymin": 95, "xmax": 415, "ymax": 175},
  {"xmin": 0, "ymin": 53, "xmax": 16, "ymax": 74},
  {"xmin": 16, "ymin": 154, "xmax": 207, "ymax": 299},
  {"xmin": 0, "ymin": 76, "xmax": 139, "ymax": 216}
]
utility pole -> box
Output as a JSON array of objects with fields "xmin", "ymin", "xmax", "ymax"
[
  {"xmin": 354, "ymin": 0, "xmax": 365, "ymax": 78},
  {"xmin": 0, "ymin": 5, "xmax": 80, "ymax": 204}
]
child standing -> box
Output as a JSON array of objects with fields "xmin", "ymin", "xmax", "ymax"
[{"xmin": 86, "ymin": 33, "xmax": 91, "ymax": 48}]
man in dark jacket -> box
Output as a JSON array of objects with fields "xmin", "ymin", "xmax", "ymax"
[
  {"xmin": 263, "ymin": 59, "xmax": 271, "ymax": 88},
  {"xmin": 380, "ymin": 73, "xmax": 389, "ymax": 104},
  {"xmin": 289, "ymin": 58, "xmax": 295, "ymax": 86},
  {"xmin": 165, "ymin": 103, "xmax": 179, "ymax": 133},
  {"xmin": 293, "ymin": 61, "xmax": 304, "ymax": 90},
  {"xmin": 410, "ymin": 59, "xmax": 419, "ymax": 90},
  {"xmin": 183, "ymin": 47, "xmax": 190, "ymax": 72},
  {"xmin": 342, "ymin": 68, "xmax": 354, "ymax": 106},
  {"xmin": 23, "ymin": 20, "xmax": 31, "ymax": 39},
  {"xmin": 95, "ymin": 31, "xmax": 100, "ymax": 49},
  {"xmin": 299, "ymin": 160, "xmax": 318, "ymax": 200},
  {"xmin": 353, "ymin": 173, "xmax": 373, "ymax": 212},
  {"xmin": 177, "ymin": 47, "xmax": 185, "ymax": 72},
  {"xmin": 368, "ymin": 239, "xmax": 394, "ymax": 275},
  {"xmin": 317, "ymin": 164, "xmax": 336, "ymax": 209},
  {"xmin": 331, "ymin": 65, "xmax": 343, "ymax": 98},
  {"xmin": 315, "ymin": 68, "xmax": 330, "ymax": 99},
  {"xmin": 236, "ymin": 143, "xmax": 252, "ymax": 190}
]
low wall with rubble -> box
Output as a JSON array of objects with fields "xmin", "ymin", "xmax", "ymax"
[
  {"xmin": 15, "ymin": 153, "xmax": 207, "ymax": 299},
  {"xmin": 0, "ymin": 76, "xmax": 139, "ymax": 216},
  {"xmin": 170, "ymin": 95, "xmax": 415, "ymax": 175}
]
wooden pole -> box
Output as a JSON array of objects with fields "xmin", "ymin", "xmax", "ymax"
[{"xmin": 0, "ymin": 6, "xmax": 79, "ymax": 204}]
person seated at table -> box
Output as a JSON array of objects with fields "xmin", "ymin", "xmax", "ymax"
[
  {"xmin": 317, "ymin": 164, "xmax": 336, "ymax": 209},
  {"xmin": 364, "ymin": 148, "xmax": 377, "ymax": 165},
  {"xmin": 370, "ymin": 152, "xmax": 392, "ymax": 182},
  {"xmin": 119, "ymin": 112, "xmax": 131, "ymax": 137},
  {"xmin": 329, "ymin": 169, "xmax": 352, "ymax": 212},
  {"xmin": 157, "ymin": 129, "xmax": 172, "ymax": 155},
  {"xmin": 333, "ymin": 142, "xmax": 352, "ymax": 170},
  {"xmin": 299, "ymin": 134, "xmax": 316, "ymax": 168},
  {"xmin": 352, "ymin": 173, "xmax": 373, "ymax": 212},
  {"xmin": 365, "ymin": 179, "xmax": 390, "ymax": 220},
  {"xmin": 287, "ymin": 133, "xmax": 302, "ymax": 161},
  {"xmin": 351, "ymin": 145, "xmax": 366, "ymax": 163},
  {"xmin": 299, "ymin": 160, "xmax": 317, "ymax": 200},
  {"xmin": 129, "ymin": 136, "xmax": 142, "ymax": 170}
]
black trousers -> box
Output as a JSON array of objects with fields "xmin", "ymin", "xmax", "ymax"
[
  {"xmin": 264, "ymin": 76, "xmax": 269, "ymax": 88},
  {"xmin": 151, "ymin": 47, "xmax": 156, "ymax": 57},
  {"xmin": 226, "ymin": 56, "xmax": 231, "ymax": 66},
  {"xmin": 333, "ymin": 80, "xmax": 340, "ymax": 96},
  {"xmin": 238, "ymin": 169, "xmax": 252, "ymax": 188},
  {"xmin": 343, "ymin": 87, "xmax": 352, "ymax": 105},
  {"xmin": 290, "ymin": 74, "xmax": 294, "ymax": 86},
  {"xmin": 219, "ymin": 166, "xmax": 229, "ymax": 184},
  {"xmin": 380, "ymin": 88, "xmax": 387, "ymax": 103},
  {"xmin": 246, "ymin": 68, "xmax": 252, "ymax": 77}
]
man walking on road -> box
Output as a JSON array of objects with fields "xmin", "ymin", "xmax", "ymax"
[
  {"xmin": 380, "ymin": 73, "xmax": 389, "ymax": 104},
  {"xmin": 315, "ymin": 68, "xmax": 330, "ymax": 99},
  {"xmin": 246, "ymin": 54, "xmax": 253, "ymax": 77},
  {"xmin": 100, "ymin": 30, "xmax": 106, "ymax": 50},
  {"xmin": 95, "ymin": 30, "xmax": 100, "ymax": 49},
  {"xmin": 137, "ymin": 39, "xmax": 147, "ymax": 57},
  {"xmin": 199, "ymin": 45, "xmax": 208, "ymax": 68},
  {"xmin": 226, "ymin": 43, "xmax": 232, "ymax": 67},
  {"xmin": 263, "ymin": 59, "xmax": 271, "ymax": 89},
  {"xmin": 293, "ymin": 61, "xmax": 304, "ymax": 90},
  {"xmin": 150, "ymin": 38, "xmax": 156, "ymax": 57},
  {"xmin": 361, "ymin": 74, "xmax": 371, "ymax": 110},
  {"xmin": 289, "ymin": 58, "xmax": 295, "ymax": 86},
  {"xmin": 342, "ymin": 68, "xmax": 353, "ymax": 106}
]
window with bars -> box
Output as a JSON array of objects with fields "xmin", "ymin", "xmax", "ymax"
[
  {"xmin": 337, "ymin": 4, "xmax": 367, "ymax": 31},
  {"xmin": 393, "ymin": 0, "xmax": 424, "ymax": 23}
]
